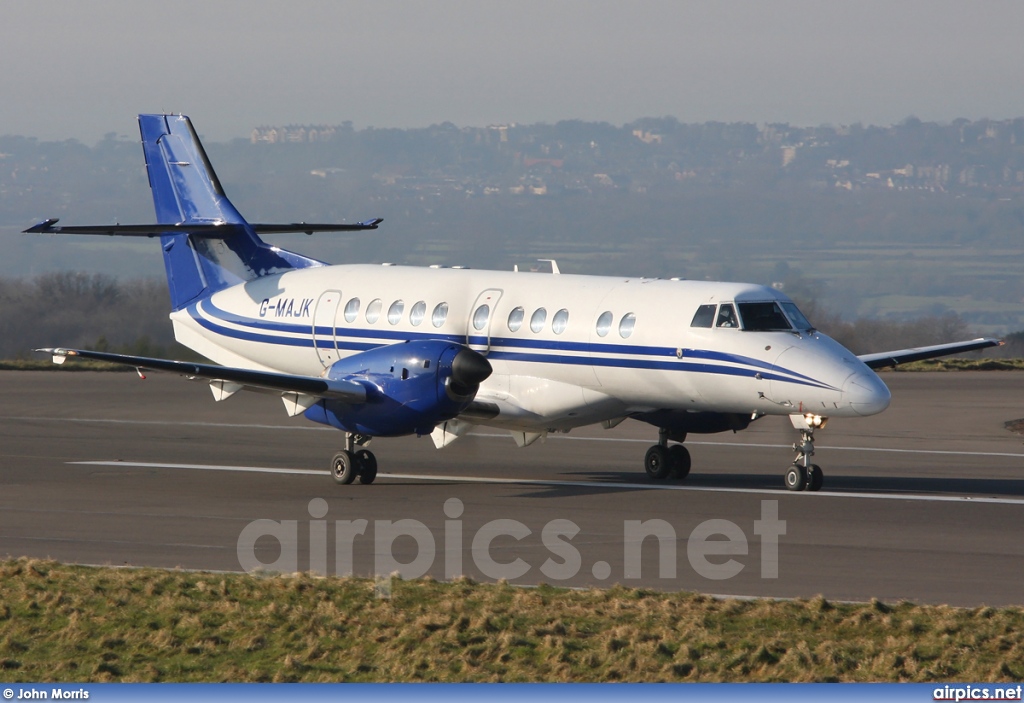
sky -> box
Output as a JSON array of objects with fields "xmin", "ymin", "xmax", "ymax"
[{"xmin": 3, "ymin": 0, "xmax": 1024, "ymax": 144}]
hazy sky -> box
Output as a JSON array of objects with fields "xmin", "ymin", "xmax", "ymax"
[{"xmin": 3, "ymin": 0, "xmax": 1024, "ymax": 144}]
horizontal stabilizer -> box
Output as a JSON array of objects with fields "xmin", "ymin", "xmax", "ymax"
[
  {"xmin": 858, "ymin": 337, "xmax": 1003, "ymax": 369},
  {"xmin": 23, "ymin": 218, "xmax": 382, "ymax": 237},
  {"xmin": 37, "ymin": 348, "xmax": 367, "ymax": 403}
]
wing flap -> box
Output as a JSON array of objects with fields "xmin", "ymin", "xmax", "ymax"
[
  {"xmin": 858, "ymin": 337, "xmax": 1003, "ymax": 370},
  {"xmin": 37, "ymin": 348, "xmax": 367, "ymax": 403}
]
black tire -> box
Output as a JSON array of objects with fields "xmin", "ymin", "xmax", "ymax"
[
  {"xmin": 644, "ymin": 445, "xmax": 672, "ymax": 479},
  {"xmin": 356, "ymin": 449, "xmax": 378, "ymax": 485},
  {"xmin": 784, "ymin": 465, "xmax": 807, "ymax": 491},
  {"xmin": 332, "ymin": 451, "xmax": 356, "ymax": 485},
  {"xmin": 668, "ymin": 444, "xmax": 691, "ymax": 480},
  {"xmin": 808, "ymin": 464, "xmax": 823, "ymax": 492}
]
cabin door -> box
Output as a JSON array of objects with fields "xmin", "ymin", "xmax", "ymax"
[
  {"xmin": 312, "ymin": 290, "xmax": 341, "ymax": 367},
  {"xmin": 467, "ymin": 288, "xmax": 503, "ymax": 354}
]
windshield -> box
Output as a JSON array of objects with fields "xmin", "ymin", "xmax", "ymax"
[
  {"xmin": 780, "ymin": 302, "xmax": 814, "ymax": 331},
  {"xmin": 736, "ymin": 302, "xmax": 792, "ymax": 331}
]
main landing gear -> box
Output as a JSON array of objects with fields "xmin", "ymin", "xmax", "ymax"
[
  {"xmin": 332, "ymin": 433, "xmax": 377, "ymax": 485},
  {"xmin": 785, "ymin": 414, "xmax": 826, "ymax": 492},
  {"xmin": 644, "ymin": 428, "xmax": 691, "ymax": 481}
]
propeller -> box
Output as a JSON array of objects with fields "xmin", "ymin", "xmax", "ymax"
[{"xmin": 448, "ymin": 347, "xmax": 492, "ymax": 397}]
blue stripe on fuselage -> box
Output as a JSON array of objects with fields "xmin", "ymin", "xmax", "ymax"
[{"xmin": 188, "ymin": 299, "xmax": 838, "ymax": 391}]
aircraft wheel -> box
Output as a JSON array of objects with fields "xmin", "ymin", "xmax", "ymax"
[
  {"xmin": 332, "ymin": 451, "xmax": 357, "ymax": 485},
  {"xmin": 356, "ymin": 449, "xmax": 378, "ymax": 485},
  {"xmin": 668, "ymin": 444, "xmax": 691, "ymax": 479},
  {"xmin": 808, "ymin": 464, "xmax": 823, "ymax": 492},
  {"xmin": 644, "ymin": 445, "xmax": 672, "ymax": 480},
  {"xmin": 784, "ymin": 465, "xmax": 807, "ymax": 492}
]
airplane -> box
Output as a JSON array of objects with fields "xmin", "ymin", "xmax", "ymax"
[{"xmin": 25, "ymin": 114, "xmax": 1001, "ymax": 492}]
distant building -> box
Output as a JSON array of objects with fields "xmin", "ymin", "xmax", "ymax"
[
  {"xmin": 781, "ymin": 146, "xmax": 797, "ymax": 167},
  {"xmin": 632, "ymin": 129, "xmax": 662, "ymax": 144},
  {"xmin": 251, "ymin": 125, "xmax": 342, "ymax": 144}
]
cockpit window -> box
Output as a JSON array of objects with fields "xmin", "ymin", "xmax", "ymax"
[
  {"xmin": 715, "ymin": 304, "xmax": 738, "ymax": 328},
  {"xmin": 690, "ymin": 304, "xmax": 716, "ymax": 328},
  {"xmin": 781, "ymin": 302, "xmax": 814, "ymax": 331},
  {"xmin": 737, "ymin": 302, "xmax": 792, "ymax": 331}
]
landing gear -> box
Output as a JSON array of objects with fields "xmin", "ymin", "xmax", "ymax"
[
  {"xmin": 668, "ymin": 444, "xmax": 691, "ymax": 479},
  {"xmin": 786, "ymin": 414, "xmax": 826, "ymax": 492},
  {"xmin": 644, "ymin": 428, "xmax": 690, "ymax": 481},
  {"xmin": 784, "ymin": 463, "xmax": 823, "ymax": 492},
  {"xmin": 355, "ymin": 449, "xmax": 377, "ymax": 485},
  {"xmin": 332, "ymin": 451, "xmax": 357, "ymax": 485},
  {"xmin": 331, "ymin": 433, "xmax": 377, "ymax": 486},
  {"xmin": 784, "ymin": 465, "xmax": 806, "ymax": 491},
  {"xmin": 808, "ymin": 464, "xmax": 823, "ymax": 492},
  {"xmin": 644, "ymin": 445, "xmax": 671, "ymax": 479}
]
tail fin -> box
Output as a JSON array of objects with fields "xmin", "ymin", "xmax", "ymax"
[
  {"xmin": 24, "ymin": 114, "xmax": 381, "ymax": 312},
  {"xmin": 139, "ymin": 114, "xmax": 323, "ymax": 310}
]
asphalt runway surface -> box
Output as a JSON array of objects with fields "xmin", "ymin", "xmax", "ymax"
[{"xmin": 2, "ymin": 370, "xmax": 1023, "ymax": 606}]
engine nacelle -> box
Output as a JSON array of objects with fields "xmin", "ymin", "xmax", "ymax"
[{"xmin": 303, "ymin": 340, "xmax": 492, "ymax": 437}]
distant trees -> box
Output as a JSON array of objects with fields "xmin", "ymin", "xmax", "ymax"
[
  {"xmin": 0, "ymin": 272, "xmax": 176, "ymax": 360},
  {"xmin": 797, "ymin": 299, "xmax": 973, "ymax": 355}
]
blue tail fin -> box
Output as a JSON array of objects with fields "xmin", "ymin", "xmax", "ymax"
[{"xmin": 139, "ymin": 114, "xmax": 324, "ymax": 310}]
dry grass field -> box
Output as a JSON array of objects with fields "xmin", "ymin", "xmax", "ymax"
[{"xmin": 0, "ymin": 559, "xmax": 1022, "ymax": 682}]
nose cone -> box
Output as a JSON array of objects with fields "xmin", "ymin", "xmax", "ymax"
[
  {"xmin": 843, "ymin": 370, "xmax": 891, "ymax": 416},
  {"xmin": 451, "ymin": 348, "xmax": 493, "ymax": 387}
]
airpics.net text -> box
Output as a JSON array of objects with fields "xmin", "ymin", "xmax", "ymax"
[{"xmin": 236, "ymin": 498, "xmax": 786, "ymax": 583}]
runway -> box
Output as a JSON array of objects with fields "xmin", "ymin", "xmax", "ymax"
[{"xmin": 1, "ymin": 370, "xmax": 1023, "ymax": 606}]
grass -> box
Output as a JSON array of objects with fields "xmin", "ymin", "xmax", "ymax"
[
  {"xmin": 1, "ymin": 559, "xmax": 1023, "ymax": 682},
  {"xmin": 0, "ymin": 359, "xmax": 130, "ymax": 371}
]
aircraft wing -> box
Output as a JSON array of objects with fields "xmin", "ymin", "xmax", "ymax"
[
  {"xmin": 36, "ymin": 347, "xmax": 367, "ymax": 403},
  {"xmin": 857, "ymin": 337, "xmax": 1003, "ymax": 370}
]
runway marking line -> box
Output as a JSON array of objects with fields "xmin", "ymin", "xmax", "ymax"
[{"xmin": 69, "ymin": 460, "xmax": 1024, "ymax": 506}]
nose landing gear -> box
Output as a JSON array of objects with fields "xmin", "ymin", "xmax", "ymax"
[
  {"xmin": 786, "ymin": 414, "xmax": 826, "ymax": 491},
  {"xmin": 644, "ymin": 428, "xmax": 691, "ymax": 480}
]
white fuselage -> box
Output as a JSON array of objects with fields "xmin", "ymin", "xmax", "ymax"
[{"xmin": 169, "ymin": 264, "xmax": 891, "ymax": 434}]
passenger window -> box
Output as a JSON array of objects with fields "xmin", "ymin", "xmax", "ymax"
[
  {"xmin": 388, "ymin": 300, "xmax": 405, "ymax": 325},
  {"xmin": 552, "ymin": 309, "xmax": 569, "ymax": 335},
  {"xmin": 530, "ymin": 307, "xmax": 547, "ymax": 333},
  {"xmin": 619, "ymin": 312, "xmax": 636, "ymax": 338},
  {"xmin": 409, "ymin": 301, "xmax": 426, "ymax": 326},
  {"xmin": 431, "ymin": 302, "xmax": 449, "ymax": 328},
  {"xmin": 365, "ymin": 298, "xmax": 382, "ymax": 324},
  {"xmin": 690, "ymin": 304, "xmax": 716, "ymax": 328},
  {"xmin": 472, "ymin": 304, "xmax": 490, "ymax": 331},
  {"xmin": 595, "ymin": 311, "xmax": 613, "ymax": 337},
  {"xmin": 715, "ymin": 304, "xmax": 737, "ymax": 328},
  {"xmin": 508, "ymin": 306, "xmax": 525, "ymax": 332},
  {"xmin": 343, "ymin": 297, "xmax": 360, "ymax": 323}
]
